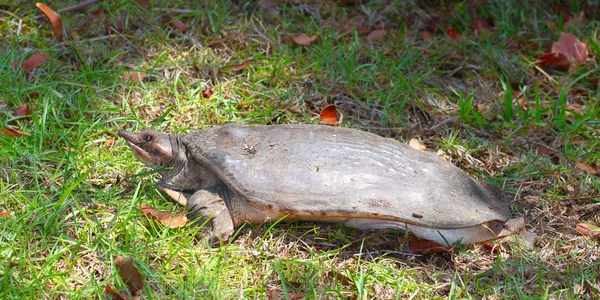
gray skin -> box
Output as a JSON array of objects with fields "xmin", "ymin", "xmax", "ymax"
[{"xmin": 118, "ymin": 124, "xmax": 514, "ymax": 246}]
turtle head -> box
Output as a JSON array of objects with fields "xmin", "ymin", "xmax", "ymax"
[{"xmin": 118, "ymin": 129, "xmax": 178, "ymax": 169}]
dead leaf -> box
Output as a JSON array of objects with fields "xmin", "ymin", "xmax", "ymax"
[
  {"xmin": 535, "ymin": 145, "xmax": 560, "ymax": 164},
  {"xmin": 422, "ymin": 30, "xmax": 433, "ymax": 40},
  {"xmin": 202, "ymin": 86, "xmax": 215, "ymax": 99},
  {"xmin": 169, "ymin": 19, "xmax": 190, "ymax": 33},
  {"xmin": 139, "ymin": 204, "xmax": 189, "ymax": 228},
  {"xmin": 12, "ymin": 104, "xmax": 32, "ymax": 118},
  {"xmin": 0, "ymin": 211, "xmax": 8, "ymax": 218},
  {"xmin": 472, "ymin": 17, "xmax": 492, "ymax": 36},
  {"xmin": 408, "ymin": 138, "xmax": 426, "ymax": 151},
  {"xmin": 114, "ymin": 255, "xmax": 144, "ymax": 296},
  {"xmin": 564, "ymin": 10, "xmax": 586, "ymax": 28},
  {"xmin": 366, "ymin": 29, "xmax": 387, "ymax": 42},
  {"xmin": 104, "ymin": 137, "xmax": 115, "ymax": 148},
  {"xmin": 135, "ymin": 0, "xmax": 151, "ymax": 9},
  {"xmin": 1, "ymin": 127, "xmax": 29, "ymax": 138},
  {"xmin": 410, "ymin": 235, "xmax": 454, "ymax": 254},
  {"xmin": 105, "ymin": 285, "xmax": 128, "ymax": 300},
  {"xmin": 292, "ymin": 33, "xmax": 317, "ymax": 45},
  {"xmin": 231, "ymin": 62, "xmax": 249, "ymax": 72},
  {"xmin": 90, "ymin": 8, "xmax": 107, "ymax": 20},
  {"xmin": 575, "ymin": 161, "xmax": 597, "ymax": 175},
  {"xmin": 13, "ymin": 54, "xmax": 49, "ymax": 73},
  {"xmin": 319, "ymin": 104, "xmax": 338, "ymax": 126},
  {"xmin": 539, "ymin": 33, "xmax": 588, "ymax": 71},
  {"xmin": 36, "ymin": 3, "xmax": 62, "ymax": 37},
  {"xmin": 121, "ymin": 72, "xmax": 148, "ymax": 83},
  {"xmin": 324, "ymin": 271, "xmax": 352, "ymax": 285},
  {"xmin": 576, "ymin": 223, "xmax": 600, "ymax": 237},
  {"xmin": 446, "ymin": 28, "xmax": 460, "ymax": 40},
  {"xmin": 105, "ymin": 18, "xmax": 125, "ymax": 34}
]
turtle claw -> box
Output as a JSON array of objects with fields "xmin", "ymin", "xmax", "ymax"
[{"xmin": 187, "ymin": 190, "xmax": 235, "ymax": 247}]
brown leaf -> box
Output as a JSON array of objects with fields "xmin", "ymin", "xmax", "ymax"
[
  {"xmin": 12, "ymin": 104, "xmax": 32, "ymax": 118},
  {"xmin": 169, "ymin": 19, "xmax": 190, "ymax": 33},
  {"xmin": 325, "ymin": 271, "xmax": 352, "ymax": 285},
  {"xmin": 139, "ymin": 204, "xmax": 189, "ymax": 228},
  {"xmin": 542, "ymin": 32, "xmax": 588, "ymax": 71},
  {"xmin": 105, "ymin": 284, "xmax": 128, "ymax": 300},
  {"xmin": 121, "ymin": 72, "xmax": 148, "ymax": 83},
  {"xmin": 104, "ymin": 137, "xmax": 115, "ymax": 148},
  {"xmin": 105, "ymin": 18, "xmax": 125, "ymax": 34},
  {"xmin": 36, "ymin": 3, "xmax": 63, "ymax": 37},
  {"xmin": 114, "ymin": 255, "xmax": 144, "ymax": 296},
  {"xmin": 366, "ymin": 29, "xmax": 387, "ymax": 42},
  {"xmin": 408, "ymin": 138, "xmax": 426, "ymax": 151},
  {"xmin": 422, "ymin": 30, "xmax": 433, "ymax": 40},
  {"xmin": 446, "ymin": 28, "xmax": 460, "ymax": 39},
  {"xmin": 135, "ymin": 0, "xmax": 151, "ymax": 9},
  {"xmin": 231, "ymin": 62, "xmax": 249, "ymax": 72},
  {"xmin": 0, "ymin": 211, "xmax": 8, "ymax": 218},
  {"xmin": 292, "ymin": 33, "xmax": 317, "ymax": 45},
  {"xmin": 537, "ymin": 53, "xmax": 570, "ymax": 70},
  {"xmin": 472, "ymin": 17, "xmax": 492, "ymax": 36},
  {"xmin": 410, "ymin": 235, "xmax": 454, "ymax": 254},
  {"xmin": 319, "ymin": 104, "xmax": 338, "ymax": 126},
  {"xmin": 202, "ymin": 86, "xmax": 215, "ymax": 99},
  {"xmin": 564, "ymin": 10, "xmax": 586, "ymax": 28},
  {"xmin": 1, "ymin": 127, "xmax": 29, "ymax": 138},
  {"xmin": 13, "ymin": 54, "xmax": 49, "ymax": 72},
  {"xmin": 575, "ymin": 161, "xmax": 597, "ymax": 175},
  {"xmin": 90, "ymin": 8, "xmax": 107, "ymax": 20},
  {"xmin": 535, "ymin": 145, "xmax": 560, "ymax": 164},
  {"xmin": 576, "ymin": 223, "xmax": 600, "ymax": 237}
]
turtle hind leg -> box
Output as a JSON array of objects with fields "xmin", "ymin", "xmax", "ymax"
[{"xmin": 186, "ymin": 190, "xmax": 235, "ymax": 246}]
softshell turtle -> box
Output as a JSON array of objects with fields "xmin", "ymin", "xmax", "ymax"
[{"xmin": 118, "ymin": 124, "xmax": 514, "ymax": 246}]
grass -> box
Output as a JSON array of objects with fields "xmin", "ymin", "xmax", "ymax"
[{"xmin": 1, "ymin": 0, "xmax": 599, "ymax": 298}]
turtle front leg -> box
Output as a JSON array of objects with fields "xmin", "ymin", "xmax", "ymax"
[{"xmin": 186, "ymin": 190, "xmax": 235, "ymax": 245}]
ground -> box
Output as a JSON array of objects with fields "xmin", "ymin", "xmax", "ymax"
[{"xmin": 0, "ymin": 0, "xmax": 599, "ymax": 299}]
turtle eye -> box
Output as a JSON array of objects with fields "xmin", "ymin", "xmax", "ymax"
[{"xmin": 144, "ymin": 135, "xmax": 153, "ymax": 142}]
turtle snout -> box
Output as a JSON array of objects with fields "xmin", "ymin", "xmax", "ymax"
[{"xmin": 118, "ymin": 130, "xmax": 136, "ymax": 142}]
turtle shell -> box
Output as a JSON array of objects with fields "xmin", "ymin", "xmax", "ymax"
[{"xmin": 182, "ymin": 124, "xmax": 511, "ymax": 229}]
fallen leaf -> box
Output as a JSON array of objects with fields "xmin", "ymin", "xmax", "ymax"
[
  {"xmin": 1, "ymin": 127, "xmax": 29, "ymax": 138},
  {"xmin": 0, "ymin": 211, "xmax": 8, "ymax": 218},
  {"xmin": 538, "ymin": 33, "xmax": 588, "ymax": 71},
  {"xmin": 169, "ymin": 19, "xmax": 190, "ymax": 33},
  {"xmin": 13, "ymin": 54, "xmax": 49, "ymax": 72},
  {"xmin": 319, "ymin": 104, "xmax": 338, "ymax": 126},
  {"xmin": 105, "ymin": 285, "xmax": 128, "ymax": 300},
  {"xmin": 12, "ymin": 104, "xmax": 32, "ymax": 118},
  {"xmin": 422, "ymin": 30, "xmax": 433, "ymax": 40},
  {"xmin": 408, "ymin": 138, "xmax": 426, "ymax": 151},
  {"xmin": 292, "ymin": 33, "xmax": 317, "ymax": 45},
  {"xmin": 564, "ymin": 10, "xmax": 586, "ymax": 28},
  {"xmin": 551, "ymin": 33, "xmax": 588, "ymax": 66},
  {"xmin": 114, "ymin": 255, "xmax": 144, "ymax": 296},
  {"xmin": 575, "ymin": 161, "xmax": 597, "ymax": 175},
  {"xmin": 366, "ymin": 29, "xmax": 387, "ymax": 42},
  {"xmin": 104, "ymin": 137, "xmax": 115, "ymax": 148},
  {"xmin": 139, "ymin": 204, "xmax": 189, "ymax": 228},
  {"xmin": 105, "ymin": 18, "xmax": 125, "ymax": 34},
  {"xmin": 121, "ymin": 72, "xmax": 148, "ymax": 83},
  {"xmin": 36, "ymin": 3, "xmax": 62, "ymax": 37},
  {"xmin": 576, "ymin": 223, "xmax": 600, "ymax": 237},
  {"xmin": 324, "ymin": 271, "xmax": 352, "ymax": 285},
  {"xmin": 446, "ymin": 28, "xmax": 460, "ymax": 40},
  {"xmin": 231, "ymin": 62, "xmax": 249, "ymax": 72},
  {"xmin": 135, "ymin": 0, "xmax": 151, "ymax": 9},
  {"xmin": 202, "ymin": 86, "xmax": 215, "ymax": 99},
  {"xmin": 410, "ymin": 235, "xmax": 454, "ymax": 254},
  {"xmin": 90, "ymin": 8, "xmax": 107, "ymax": 20},
  {"xmin": 535, "ymin": 145, "xmax": 560, "ymax": 164},
  {"xmin": 472, "ymin": 17, "xmax": 492, "ymax": 36}
]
